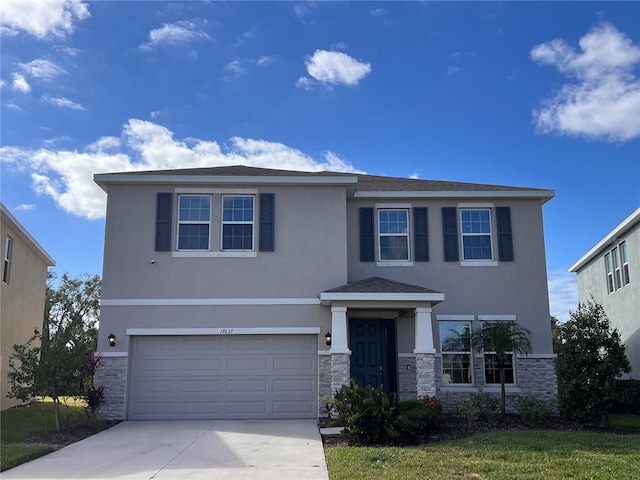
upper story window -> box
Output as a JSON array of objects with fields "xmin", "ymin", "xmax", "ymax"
[
  {"xmin": 605, "ymin": 252, "xmax": 614, "ymax": 293},
  {"xmin": 3, "ymin": 235, "xmax": 12, "ymax": 283},
  {"xmin": 621, "ymin": 242, "xmax": 630, "ymax": 285},
  {"xmin": 460, "ymin": 209, "xmax": 493, "ymax": 260},
  {"xmin": 178, "ymin": 195, "xmax": 211, "ymax": 250},
  {"xmin": 440, "ymin": 321, "xmax": 473, "ymax": 384},
  {"xmin": 378, "ymin": 209, "xmax": 409, "ymax": 261},
  {"xmin": 222, "ymin": 195, "xmax": 254, "ymax": 251},
  {"xmin": 605, "ymin": 240, "xmax": 630, "ymax": 293}
]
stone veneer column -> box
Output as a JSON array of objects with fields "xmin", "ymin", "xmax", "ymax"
[
  {"xmin": 94, "ymin": 354, "xmax": 127, "ymax": 420},
  {"xmin": 330, "ymin": 306, "xmax": 351, "ymax": 393},
  {"xmin": 414, "ymin": 307, "xmax": 436, "ymax": 398}
]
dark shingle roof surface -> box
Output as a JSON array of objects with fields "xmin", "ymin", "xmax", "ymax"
[
  {"xmin": 324, "ymin": 276, "xmax": 441, "ymax": 294},
  {"xmin": 104, "ymin": 165, "xmax": 548, "ymax": 192}
]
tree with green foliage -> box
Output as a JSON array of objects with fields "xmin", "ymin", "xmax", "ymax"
[
  {"xmin": 7, "ymin": 273, "xmax": 101, "ymax": 431},
  {"xmin": 471, "ymin": 321, "xmax": 532, "ymax": 415},
  {"xmin": 550, "ymin": 315, "xmax": 562, "ymax": 354},
  {"xmin": 555, "ymin": 299, "xmax": 630, "ymax": 424}
]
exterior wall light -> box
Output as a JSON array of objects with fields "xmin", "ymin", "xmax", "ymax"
[
  {"xmin": 108, "ymin": 333, "xmax": 116, "ymax": 347},
  {"xmin": 325, "ymin": 332, "xmax": 332, "ymax": 346}
]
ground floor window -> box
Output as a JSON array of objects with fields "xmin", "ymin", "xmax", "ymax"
[
  {"xmin": 484, "ymin": 353, "xmax": 514, "ymax": 384},
  {"xmin": 440, "ymin": 321, "xmax": 473, "ymax": 384}
]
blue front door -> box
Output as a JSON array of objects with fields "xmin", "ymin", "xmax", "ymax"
[{"xmin": 349, "ymin": 318, "xmax": 397, "ymax": 394}]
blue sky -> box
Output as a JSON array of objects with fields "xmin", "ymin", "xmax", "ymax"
[{"xmin": 1, "ymin": 1, "xmax": 639, "ymax": 321}]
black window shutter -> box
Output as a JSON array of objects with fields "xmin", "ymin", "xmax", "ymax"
[
  {"xmin": 259, "ymin": 193, "xmax": 275, "ymax": 251},
  {"xmin": 442, "ymin": 207, "xmax": 459, "ymax": 261},
  {"xmin": 155, "ymin": 193, "xmax": 172, "ymax": 252},
  {"xmin": 360, "ymin": 207, "xmax": 375, "ymax": 262},
  {"xmin": 413, "ymin": 207, "xmax": 429, "ymax": 261},
  {"xmin": 496, "ymin": 206, "xmax": 514, "ymax": 261}
]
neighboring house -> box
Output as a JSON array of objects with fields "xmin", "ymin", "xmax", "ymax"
[
  {"xmin": 1, "ymin": 203, "xmax": 55, "ymax": 410},
  {"xmin": 94, "ymin": 165, "xmax": 557, "ymax": 420},
  {"xmin": 569, "ymin": 207, "xmax": 639, "ymax": 379}
]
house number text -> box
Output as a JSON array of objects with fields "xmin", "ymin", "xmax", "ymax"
[{"xmin": 219, "ymin": 328, "xmax": 234, "ymax": 334}]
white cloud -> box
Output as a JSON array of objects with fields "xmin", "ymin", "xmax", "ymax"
[
  {"xmin": 256, "ymin": 55, "xmax": 275, "ymax": 67},
  {"xmin": 295, "ymin": 76, "xmax": 315, "ymax": 91},
  {"xmin": 548, "ymin": 269, "xmax": 579, "ymax": 322},
  {"xmin": 409, "ymin": 171, "xmax": 420, "ymax": 179},
  {"xmin": 370, "ymin": 8, "xmax": 386, "ymax": 17},
  {"xmin": 223, "ymin": 60, "xmax": 248, "ymax": 76},
  {"xmin": 0, "ymin": 0, "xmax": 89, "ymax": 40},
  {"xmin": 0, "ymin": 119, "xmax": 361, "ymax": 220},
  {"xmin": 447, "ymin": 66, "xmax": 461, "ymax": 76},
  {"xmin": 11, "ymin": 73, "xmax": 31, "ymax": 93},
  {"xmin": 53, "ymin": 45, "xmax": 81, "ymax": 56},
  {"xmin": 6, "ymin": 103, "xmax": 23, "ymax": 111},
  {"xmin": 331, "ymin": 42, "xmax": 348, "ymax": 51},
  {"xmin": 41, "ymin": 95, "xmax": 85, "ymax": 110},
  {"xmin": 0, "ymin": 80, "xmax": 7, "ymax": 88},
  {"xmin": 292, "ymin": 2, "xmax": 316, "ymax": 20},
  {"xmin": 19, "ymin": 59, "xmax": 67, "ymax": 81},
  {"xmin": 531, "ymin": 22, "xmax": 640, "ymax": 143},
  {"xmin": 15, "ymin": 204, "xmax": 35, "ymax": 211},
  {"xmin": 304, "ymin": 50, "xmax": 371, "ymax": 87},
  {"xmin": 87, "ymin": 136, "xmax": 121, "ymax": 152},
  {"xmin": 141, "ymin": 20, "xmax": 210, "ymax": 49}
]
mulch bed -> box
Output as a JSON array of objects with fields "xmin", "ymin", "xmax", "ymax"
[
  {"xmin": 21, "ymin": 421, "xmax": 120, "ymax": 449},
  {"xmin": 322, "ymin": 415, "xmax": 634, "ymax": 448}
]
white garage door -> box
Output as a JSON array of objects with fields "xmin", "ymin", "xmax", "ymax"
[{"xmin": 128, "ymin": 335, "xmax": 317, "ymax": 420}]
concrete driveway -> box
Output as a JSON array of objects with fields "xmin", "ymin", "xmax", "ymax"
[{"xmin": 2, "ymin": 420, "xmax": 329, "ymax": 480}]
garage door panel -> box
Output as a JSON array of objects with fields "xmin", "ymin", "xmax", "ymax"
[
  {"xmin": 226, "ymin": 379, "xmax": 268, "ymax": 393},
  {"xmin": 273, "ymin": 356, "xmax": 315, "ymax": 372},
  {"xmin": 128, "ymin": 335, "xmax": 317, "ymax": 420},
  {"xmin": 180, "ymin": 357, "xmax": 222, "ymax": 371},
  {"xmin": 273, "ymin": 378, "xmax": 315, "ymax": 393},
  {"xmin": 273, "ymin": 401, "xmax": 315, "ymax": 415},
  {"xmin": 226, "ymin": 357, "xmax": 268, "ymax": 371}
]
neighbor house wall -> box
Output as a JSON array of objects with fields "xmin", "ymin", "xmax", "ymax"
[
  {"xmin": 1, "ymin": 208, "xmax": 54, "ymax": 410},
  {"xmin": 575, "ymin": 221, "xmax": 640, "ymax": 379}
]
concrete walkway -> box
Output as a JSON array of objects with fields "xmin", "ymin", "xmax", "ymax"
[{"xmin": 2, "ymin": 420, "xmax": 329, "ymax": 480}]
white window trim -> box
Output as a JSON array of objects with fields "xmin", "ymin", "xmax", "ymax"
[
  {"xmin": 459, "ymin": 207, "xmax": 494, "ymax": 262},
  {"xmin": 621, "ymin": 241, "xmax": 630, "ymax": 285},
  {"xmin": 377, "ymin": 208, "xmax": 410, "ymax": 262},
  {"xmin": 177, "ymin": 194, "xmax": 211, "ymax": 251},
  {"xmin": 3, "ymin": 235, "xmax": 12, "ymax": 284},
  {"xmin": 173, "ymin": 251, "xmax": 257, "ymax": 258},
  {"xmin": 605, "ymin": 252, "xmax": 614, "ymax": 294},
  {"xmin": 221, "ymin": 194, "xmax": 255, "ymax": 252},
  {"xmin": 612, "ymin": 246, "xmax": 622, "ymax": 290},
  {"xmin": 439, "ymin": 320, "xmax": 474, "ymax": 386}
]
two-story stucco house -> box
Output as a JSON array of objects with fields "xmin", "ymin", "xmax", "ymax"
[
  {"xmin": 1, "ymin": 203, "xmax": 55, "ymax": 410},
  {"xmin": 569, "ymin": 207, "xmax": 639, "ymax": 379},
  {"xmin": 94, "ymin": 165, "xmax": 557, "ymax": 420}
]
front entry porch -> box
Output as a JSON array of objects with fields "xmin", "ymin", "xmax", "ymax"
[{"xmin": 318, "ymin": 277, "xmax": 444, "ymax": 408}]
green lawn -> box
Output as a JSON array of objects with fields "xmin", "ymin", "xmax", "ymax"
[
  {"xmin": 609, "ymin": 413, "xmax": 640, "ymax": 432},
  {"xmin": 1, "ymin": 399, "xmax": 89, "ymax": 472},
  {"xmin": 326, "ymin": 430, "xmax": 640, "ymax": 480}
]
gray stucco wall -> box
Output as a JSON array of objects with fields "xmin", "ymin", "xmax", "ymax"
[
  {"xmin": 99, "ymin": 184, "xmax": 349, "ymax": 352},
  {"xmin": 346, "ymin": 198, "xmax": 554, "ymax": 355},
  {"xmin": 575, "ymin": 221, "xmax": 640, "ymax": 379}
]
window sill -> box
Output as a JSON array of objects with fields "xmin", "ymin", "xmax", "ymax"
[
  {"xmin": 439, "ymin": 386, "xmax": 479, "ymax": 393},
  {"xmin": 460, "ymin": 261, "xmax": 498, "ymax": 267},
  {"xmin": 173, "ymin": 251, "xmax": 257, "ymax": 258},
  {"xmin": 481, "ymin": 385, "xmax": 522, "ymax": 393},
  {"xmin": 376, "ymin": 261, "xmax": 414, "ymax": 267}
]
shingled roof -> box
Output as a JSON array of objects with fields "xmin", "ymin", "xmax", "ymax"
[
  {"xmin": 95, "ymin": 164, "xmax": 552, "ymax": 194},
  {"xmin": 324, "ymin": 276, "xmax": 442, "ymax": 294}
]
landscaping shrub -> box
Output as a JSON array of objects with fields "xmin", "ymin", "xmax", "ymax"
[
  {"xmin": 518, "ymin": 397, "xmax": 553, "ymax": 426},
  {"xmin": 451, "ymin": 393, "xmax": 499, "ymax": 422},
  {"xmin": 612, "ymin": 379, "xmax": 640, "ymax": 414},
  {"xmin": 420, "ymin": 395, "xmax": 444, "ymax": 430},
  {"xmin": 329, "ymin": 381, "xmax": 436, "ymax": 445}
]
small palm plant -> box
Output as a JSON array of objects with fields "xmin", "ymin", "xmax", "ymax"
[{"xmin": 471, "ymin": 321, "xmax": 532, "ymax": 415}]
